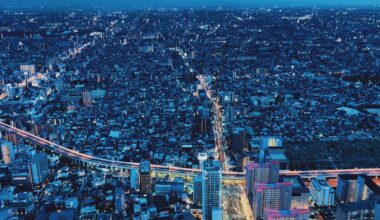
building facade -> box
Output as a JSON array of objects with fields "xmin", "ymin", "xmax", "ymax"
[
  {"xmin": 1, "ymin": 141, "xmax": 15, "ymax": 165},
  {"xmin": 310, "ymin": 178, "xmax": 335, "ymax": 206},
  {"xmin": 28, "ymin": 153, "xmax": 49, "ymax": 186},
  {"xmin": 202, "ymin": 160, "xmax": 222, "ymax": 220},
  {"xmin": 252, "ymin": 182, "xmax": 293, "ymax": 220},
  {"xmin": 246, "ymin": 161, "xmax": 280, "ymax": 196},
  {"xmin": 139, "ymin": 160, "xmax": 152, "ymax": 195}
]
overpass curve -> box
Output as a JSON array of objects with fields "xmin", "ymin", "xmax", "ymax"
[{"xmin": 1, "ymin": 121, "xmax": 380, "ymax": 180}]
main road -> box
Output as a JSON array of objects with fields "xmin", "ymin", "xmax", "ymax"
[
  {"xmin": 1, "ymin": 121, "xmax": 380, "ymax": 180},
  {"xmin": 172, "ymin": 46, "xmax": 229, "ymax": 171},
  {"xmin": 197, "ymin": 74, "xmax": 229, "ymax": 171}
]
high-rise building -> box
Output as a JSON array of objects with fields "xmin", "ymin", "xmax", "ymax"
[
  {"xmin": 197, "ymin": 117, "xmax": 211, "ymax": 134},
  {"xmin": 193, "ymin": 175, "xmax": 202, "ymax": 206},
  {"xmin": 197, "ymin": 152, "xmax": 208, "ymax": 170},
  {"xmin": 130, "ymin": 169, "xmax": 138, "ymax": 191},
  {"xmin": 211, "ymin": 207, "xmax": 223, "ymax": 220},
  {"xmin": 236, "ymin": 154, "xmax": 249, "ymax": 172},
  {"xmin": 202, "ymin": 160, "xmax": 222, "ymax": 220},
  {"xmin": 139, "ymin": 160, "xmax": 151, "ymax": 195},
  {"xmin": 196, "ymin": 106, "xmax": 211, "ymax": 134},
  {"xmin": 264, "ymin": 208, "xmax": 309, "ymax": 220},
  {"xmin": 335, "ymin": 174, "xmax": 380, "ymax": 220},
  {"xmin": 82, "ymin": 90, "xmax": 93, "ymax": 106},
  {"xmin": 336, "ymin": 174, "xmax": 362, "ymax": 203},
  {"xmin": 3, "ymin": 131, "xmax": 18, "ymax": 145},
  {"xmin": 20, "ymin": 64, "xmax": 36, "ymax": 74},
  {"xmin": 310, "ymin": 178, "xmax": 335, "ymax": 206},
  {"xmin": 281, "ymin": 176, "xmax": 310, "ymax": 209},
  {"xmin": 252, "ymin": 182, "xmax": 293, "ymax": 220},
  {"xmin": 115, "ymin": 187, "xmax": 126, "ymax": 215},
  {"xmin": 231, "ymin": 127, "xmax": 248, "ymax": 153},
  {"xmin": 28, "ymin": 152, "xmax": 49, "ymax": 186},
  {"xmin": 336, "ymin": 174, "xmax": 379, "ymax": 203},
  {"xmin": 336, "ymin": 200, "xmax": 377, "ymax": 220},
  {"xmin": 1, "ymin": 141, "xmax": 15, "ymax": 165},
  {"xmin": 245, "ymin": 161, "xmax": 280, "ymax": 196}
]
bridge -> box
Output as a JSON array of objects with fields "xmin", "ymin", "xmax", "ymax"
[{"xmin": 1, "ymin": 121, "xmax": 380, "ymax": 180}]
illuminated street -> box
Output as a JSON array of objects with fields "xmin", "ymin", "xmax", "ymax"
[
  {"xmin": 0, "ymin": 5, "xmax": 379, "ymax": 219},
  {"xmin": 197, "ymin": 74, "xmax": 230, "ymax": 171}
]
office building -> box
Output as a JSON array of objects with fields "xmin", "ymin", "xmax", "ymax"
[
  {"xmin": 1, "ymin": 141, "xmax": 15, "ymax": 165},
  {"xmin": 252, "ymin": 182, "xmax": 293, "ymax": 220},
  {"xmin": 202, "ymin": 160, "xmax": 222, "ymax": 220},
  {"xmin": 336, "ymin": 174, "xmax": 379, "ymax": 203},
  {"xmin": 20, "ymin": 64, "xmax": 36, "ymax": 74},
  {"xmin": 264, "ymin": 208, "xmax": 309, "ymax": 220},
  {"xmin": 115, "ymin": 187, "xmax": 126, "ymax": 215},
  {"xmin": 246, "ymin": 161, "xmax": 280, "ymax": 196},
  {"xmin": 28, "ymin": 153, "xmax": 49, "ymax": 186},
  {"xmin": 335, "ymin": 174, "xmax": 380, "ymax": 220},
  {"xmin": 139, "ymin": 160, "xmax": 151, "ymax": 195},
  {"xmin": 310, "ymin": 177, "xmax": 335, "ymax": 206},
  {"xmin": 198, "ymin": 152, "xmax": 208, "ymax": 170},
  {"xmin": 193, "ymin": 175, "xmax": 202, "ymax": 206},
  {"xmin": 236, "ymin": 154, "xmax": 249, "ymax": 172},
  {"xmin": 336, "ymin": 174, "xmax": 362, "ymax": 203},
  {"xmin": 3, "ymin": 132, "xmax": 18, "ymax": 145},
  {"xmin": 130, "ymin": 169, "xmax": 138, "ymax": 191},
  {"xmin": 82, "ymin": 90, "xmax": 93, "ymax": 106},
  {"xmin": 155, "ymin": 180, "xmax": 184, "ymax": 194},
  {"xmin": 197, "ymin": 117, "xmax": 211, "ymax": 134}
]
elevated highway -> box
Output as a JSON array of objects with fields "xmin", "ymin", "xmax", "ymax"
[{"xmin": 1, "ymin": 122, "xmax": 380, "ymax": 180}]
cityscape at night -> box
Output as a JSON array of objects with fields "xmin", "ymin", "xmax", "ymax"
[{"xmin": 0, "ymin": 0, "xmax": 379, "ymax": 219}]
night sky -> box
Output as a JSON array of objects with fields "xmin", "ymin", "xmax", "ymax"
[{"xmin": 1, "ymin": 0, "xmax": 379, "ymax": 8}]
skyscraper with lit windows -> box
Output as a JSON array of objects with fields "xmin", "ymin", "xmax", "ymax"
[
  {"xmin": 28, "ymin": 152, "xmax": 49, "ymax": 186},
  {"xmin": 245, "ymin": 161, "xmax": 280, "ymax": 196},
  {"xmin": 202, "ymin": 160, "xmax": 222, "ymax": 220},
  {"xmin": 139, "ymin": 160, "xmax": 152, "ymax": 195},
  {"xmin": 1, "ymin": 141, "xmax": 15, "ymax": 165},
  {"xmin": 253, "ymin": 182, "xmax": 293, "ymax": 220}
]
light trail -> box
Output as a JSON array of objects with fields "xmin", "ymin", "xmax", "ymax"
[
  {"xmin": 197, "ymin": 75, "xmax": 229, "ymax": 171},
  {"xmin": 1, "ymin": 123, "xmax": 380, "ymax": 180}
]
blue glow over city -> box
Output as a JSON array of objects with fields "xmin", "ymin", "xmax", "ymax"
[{"xmin": 0, "ymin": 0, "xmax": 379, "ymax": 220}]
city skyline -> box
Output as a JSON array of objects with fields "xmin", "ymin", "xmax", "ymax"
[{"xmin": 0, "ymin": 5, "xmax": 379, "ymax": 220}]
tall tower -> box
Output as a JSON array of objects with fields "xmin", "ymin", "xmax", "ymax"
[
  {"xmin": 202, "ymin": 160, "xmax": 222, "ymax": 220},
  {"xmin": 115, "ymin": 187, "xmax": 126, "ymax": 215},
  {"xmin": 252, "ymin": 182, "xmax": 293, "ymax": 220},
  {"xmin": 245, "ymin": 161, "xmax": 280, "ymax": 196},
  {"xmin": 336, "ymin": 174, "xmax": 362, "ymax": 203},
  {"xmin": 139, "ymin": 160, "xmax": 152, "ymax": 195},
  {"xmin": 1, "ymin": 141, "xmax": 15, "ymax": 165}
]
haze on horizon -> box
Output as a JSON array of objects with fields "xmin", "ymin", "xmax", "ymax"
[{"xmin": 1, "ymin": 0, "xmax": 380, "ymax": 9}]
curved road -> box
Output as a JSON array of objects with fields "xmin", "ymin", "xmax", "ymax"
[{"xmin": 1, "ymin": 121, "xmax": 380, "ymax": 180}]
